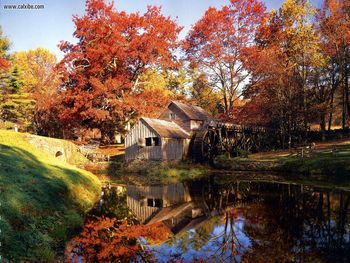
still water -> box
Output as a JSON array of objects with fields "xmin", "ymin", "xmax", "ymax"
[{"xmin": 88, "ymin": 175, "xmax": 350, "ymax": 262}]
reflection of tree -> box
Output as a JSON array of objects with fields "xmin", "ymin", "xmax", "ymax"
[
  {"xmin": 67, "ymin": 217, "xmax": 169, "ymax": 262},
  {"xmin": 212, "ymin": 211, "xmax": 245, "ymax": 263},
  {"xmin": 67, "ymin": 187, "xmax": 170, "ymax": 262},
  {"xmin": 192, "ymin": 217, "xmax": 221, "ymax": 251},
  {"xmin": 168, "ymin": 231, "xmax": 190, "ymax": 253},
  {"xmin": 183, "ymin": 178, "xmax": 350, "ymax": 262},
  {"xmin": 74, "ymin": 179, "xmax": 350, "ymax": 262},
  {"xmin": 164, "ymin": 217, "xmax": 219, "ymax": 253},
  {"xmin": 89, "ymin": 187, "xmax": 138, "ymax": 223},
  {"xmin": 239, "ymin": 184, "xmax": 350, "ymax": 262}
]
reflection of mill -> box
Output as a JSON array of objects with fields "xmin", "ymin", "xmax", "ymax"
[
  {"xmin": 125, "ymin": 178, "xmax": 350, "ymax": 262},
  {"xmin": 126, "ymin": 183, "xmax": 198, "ymax": 233},
  {"xmin": 125, "ymin": 180, "xmax": 261, "ymax": 235}
]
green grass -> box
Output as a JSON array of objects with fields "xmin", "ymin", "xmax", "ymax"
[
  {"xmin": 123, "ymin": 160, "xmax": 210, "ymax": 184},
  {"xmin": 214, "ymin": 144, "xmax": 350, "ymax": 179},
  {"xmin": 0, "ymin": 130, "xmax": 101, "ymax": 261},
  {"xmin": 280, "ymin": 147, "xmax": 350, "ymax": 178}
]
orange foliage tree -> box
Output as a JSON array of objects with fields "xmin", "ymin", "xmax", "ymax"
[
  {"xmin": 241, "ymin": 0, "xmax": 324, "ymax": 146},
  {"xmin": 58, "ymin": 0, "xmax": 181, "ymax": 142},
  {"xmin": 318, "ymin": 0, "xmax": 350, "ymax": 129},
  {"xmin": 11, "ymin": 48, "xmax": 61, "ymax": 134},
  {"xmin": 0, "ymin": 26, "xmax": 10, "ymax": 71},
  {"xmin": 183, "ymin": 0, "xmax": 267, "ymax": 118}
]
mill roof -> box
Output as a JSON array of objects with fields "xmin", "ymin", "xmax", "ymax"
[
  {"xmin": 141, "ymin": 117, "xmax": 191, "ymax": 139},
  {"xmin": 171, "ymin": 101, "xmax": 213, "ymax": 121}
]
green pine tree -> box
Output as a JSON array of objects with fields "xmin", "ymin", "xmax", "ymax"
[{"xmin": 0, "ymin": 66, "xmax": 35, "ymax": 130}]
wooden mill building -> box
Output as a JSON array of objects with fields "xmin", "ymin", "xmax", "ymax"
[{"xmin": 125, "ymin": 101, "xmax": 213, "ymax": 161}]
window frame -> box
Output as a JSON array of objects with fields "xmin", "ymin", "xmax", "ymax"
[
  {"xmin": 145, "ymin": 136, "xmax": 161, "ymax": 146},
  {"xmin": 145, "ymin": 137, "xmax": 152, "ymax": 146},
  {"xmin": 147, "ymin": 198, "xmax": 163, "ymax": 207}
]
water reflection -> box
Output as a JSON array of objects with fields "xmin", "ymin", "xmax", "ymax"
[
  {"xmin": 126, "ymin": 183, "xmax": 191, "ymax": 225},
  {"xmin": 123, "ymin": 177, "xmax": 350, "ymax": 262},
  {"xmin": 76, "ymin": 176, "xmax": 350, "ymax": 262}
]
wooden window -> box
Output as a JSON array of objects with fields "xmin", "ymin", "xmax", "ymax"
[
  {"xmin": 145, "ymin": 137, "xmax": 160, "ymax": 146},
  {"xmin": 154, "ymin": 198, "xmax": 162, "ymax": 207},
  {"xmin": 147, "ymin": 198, "xmax": 153, "ymax": 207},
  {"xmin": 145, "ymin": 137, "xmax": 152, "ymax": 146},
  {"xmin": 147, "ymin": 198, "xmax": 163, "ymax": 207},
  {"xmin": 153, "ymin": 137, "xmax": 160, "ymax": 146}
]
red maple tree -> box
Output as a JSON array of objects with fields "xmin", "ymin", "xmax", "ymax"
[
  {"xmin": 57, "ymin": 0, "xmax": 182, "ymax": 142},
  {"xmin": 183, "ymin": 0, "xmax": 267, "ymax": 117}
]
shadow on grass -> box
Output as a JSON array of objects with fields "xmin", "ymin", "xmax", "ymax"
[{"xmin": 0, "ymin": 144, "xmax": 99, "ymax": 261}]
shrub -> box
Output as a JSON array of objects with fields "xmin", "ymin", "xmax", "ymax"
[{"xmin": 213, "ymin": 154, "xmax": 233, "ymax": 169}]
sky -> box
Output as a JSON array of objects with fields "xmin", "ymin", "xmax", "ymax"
[{"xmin": 0, "ymin": 0, "xmax": 323, "ymax": 59}]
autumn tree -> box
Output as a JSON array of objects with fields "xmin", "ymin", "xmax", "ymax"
[
  {"xmin": 308, "ymin": 55, "xmax": 338, "ymax": 134},
  {"xmin": 0, "ymin": 32, "xmax": 36, "ymax": 129},
  {"xmin": 0, "ymin": 26, "xmax": 10, "ymax": 72},
  {"xmin": 280, "ymin": 0, "xmax": 324, "ymax": 134},
  {"xmin": 10, "ymin": 48, "xmax": 60, "ymax": 133},
  {"xmin": 0, "ymin": 48, "xmax": 59, "ymax": 132},
  {"xmin": 12, "ymin": 48, "xmax": 58, "ymax": 94},
  {"xmin": 242, "ymin": 0, "xmax": 323, "ymax": 146},
  {"xmin": 33, "ymin": 84, "xmax": 64, "ymax": 138},
  {"xmin": 0, "ymin": 33, "xmax": 61, "ymax": 134},
  {"xmin": 188, "ymin": 70, "xmax": 222, "ymax": 115},
  {"xmin": 165, "ymin": 68, "xmax": 188, "ymax": 97},
  {"xmin": 123, "ymin": 68, "xmax": 189, "ymax": 121},
  {"xmin": 58, "ymin": 0, "xmax": 181, "ymax": 142},
  {"xmin": 183, "ymin": 0, "xmax": 267, "ymax": 118},
  {"xmin": 0, "ymin": 27, "xmax": 11, "ymax": 125},
  {"xmin": 318, "ymin": 0, "xmax": 350, "ymax": 129}
]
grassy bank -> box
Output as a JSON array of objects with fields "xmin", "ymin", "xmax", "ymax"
[
  {"xmin": 214, "ymin": 140, "xmax": 350, "ymax": 178},
  {"xmin": 121, "ymin": 160, "xmax": 210, "ymax": 184},
  {"xmin": 0, "ymin": 130, "xmax": 101, "ymax": 261},
  {"xmin": 281, "ymin": 146, "xmax": 350, "ymax": 177}
]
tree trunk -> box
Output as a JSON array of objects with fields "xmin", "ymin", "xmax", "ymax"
[
  {"xmin": 328, "ymin": 88, "xmax": 334, "ymax": 131},
  {"xmin": 222, "ymin": 91, "xmax": 228, "ymax": 114},
  {"xmin": 342, "ymin": 85, "xmax": 346, "ymax": 130},
  {"xmin": 320, "ymin": 112, "xmax": 326, "ymax": 141},
  {"xmin": 345, "ymin": 68, "xmax": 350, "ymax": 125},
  {"xmin": 100, "ymin": 123, "xmax": 115, "ymax": 145}
]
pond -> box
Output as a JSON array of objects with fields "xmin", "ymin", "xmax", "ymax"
[{"xmin": 71, "ymin": 174, "xmax": 350, "ymax": 262}]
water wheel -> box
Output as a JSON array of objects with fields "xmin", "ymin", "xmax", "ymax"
[
  {"xmin": 220, "ymin": 127, "xmax": 238, "ymax": 156},
  {"xmin": 191, "ymin": 123, "xmax": 268, "ymax": 162},
  {"xmin": 192, "ymin": 128, "xmax": 219, "ymax": 162}
]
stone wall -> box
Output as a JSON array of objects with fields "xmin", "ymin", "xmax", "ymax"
[{"xmin": 25, "ymin": 134, "xmax": 86, "ymax": 164}]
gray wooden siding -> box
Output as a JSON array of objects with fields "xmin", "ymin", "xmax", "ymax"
[
  {"xmin": 159, "ymin": 104, "xmax": 191, "ymax": 132},
  {"xmin": 127, "ymin": 195, "xmax": 160, "ymax": 223},
  {"xmin": 162, "ymin": 138, "xmax": 186, "ymax": 160},
  {"xmin": 125, "ymin": 117, "xmax": 191, "ymax": 161},
  {"xmin": 127, "ymin": 183, "xmax": 191, "ymax": 207},
  {"xmin": 125, "ymin": 120, "xmax": 162, "ymax": 161},
  {"xmin": 125, "ymin": 120, "xmax": 190, "ymax": 161}
]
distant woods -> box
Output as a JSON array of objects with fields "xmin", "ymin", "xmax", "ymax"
[{"xmin": 0, "ymin": 0, "xmax": 349, "ymax": 145}]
